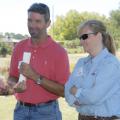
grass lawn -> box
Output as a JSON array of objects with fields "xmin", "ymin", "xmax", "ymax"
[
  {"xmin": 0, "ymin": 96, "xmax": 78, "ymax": 120},
  {"xmin": 0, "ymin": 96, "xmax": 16, "ymax": 120},
  {"xmin": 1, "ymin": 52, "xmax": 120, "ymax": 120},
  {"xmin": 0, "ymin": 54, "xmax": 81, "ymax": 120}
]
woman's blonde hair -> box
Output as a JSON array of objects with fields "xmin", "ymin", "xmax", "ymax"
[{"xmin": 77, "ymin": 20, "xmax": 116, "ymax": 55}]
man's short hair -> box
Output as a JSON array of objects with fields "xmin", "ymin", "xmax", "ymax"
[{"xmin": 28, "ymin": 3, "xmax": 50, "ymax": 22}]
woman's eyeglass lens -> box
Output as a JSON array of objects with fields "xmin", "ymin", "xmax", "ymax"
[{"xmin": 79, "ymin": 32, "xmax": 96, "ymax": 40}]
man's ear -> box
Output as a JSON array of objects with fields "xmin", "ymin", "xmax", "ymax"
[{"xmin": 46, "ymin": 20, "xmax": 51, "ymax": 28}]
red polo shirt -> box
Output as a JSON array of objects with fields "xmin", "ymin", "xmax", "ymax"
[{"xmin": 9, "ymin": 36, "xmax": 70, "ymax": 104}]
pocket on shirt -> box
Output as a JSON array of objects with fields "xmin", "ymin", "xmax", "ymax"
[
  {"xmin": 90, "ymin": 71, "xmax": 98, "ymax": 87},
  {"xmin": 82, "ymin": 71, "xmax": 98, "ymax": 88}
]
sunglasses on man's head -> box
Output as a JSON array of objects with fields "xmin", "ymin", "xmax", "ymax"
[{"xmin": 79, "ymin": 32, "xmax": 97, "ymax": 40}]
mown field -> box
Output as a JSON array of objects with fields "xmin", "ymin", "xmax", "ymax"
[
  {"xmin": 1, "ymin": 52, "xmax": 119, "ymax": 120},
  {"xmin": 0, "ymin": 54, "xmax": 85, "ymax": 120},
  {"xmin": 0, "ymin": 96, "xmax": 78, "ymax": 120}
]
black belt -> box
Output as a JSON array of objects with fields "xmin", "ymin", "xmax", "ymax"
[
  {"xmin": 78, "ymin": 114, "xmax": 120, "ymax": 120},
  {"xmin": 18, "ymin": 100, "xmax": 55, "ymax": 107}
]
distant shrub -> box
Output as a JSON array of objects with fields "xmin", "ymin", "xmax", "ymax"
[
  {"xmin": 0, "ymin": 42, "xmax": 12, "ymax": 57},
  {"xmin": 64, "ymin": 39, "xmax": 80, "ymax": 48},
  {"xmin": 66, "ymin": 47, "xmax": 83, "ymax": 54},
  {"xmin": 56, "ymin": 39, "xmax": 84, "ymax": 54}
]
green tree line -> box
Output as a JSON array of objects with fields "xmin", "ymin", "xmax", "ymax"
[
  {"xmin": 49, "ymin": 6, "xmax": 120, "ymax": 50},
  {"xmin": 0, "ymin": 32, "xmax": 28, "ymax": 40},
  {"xmin": 0, "ymin": 33, "xmax": 28, "ymax": 57},
  {"xmin": 1, "ymin": 5, "xmax": 120, "ymax": 56}
]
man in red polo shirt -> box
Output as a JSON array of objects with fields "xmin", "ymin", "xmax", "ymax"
[{"xmin": 7, "ymin": 2, "xmax": 70, "ymax": 120}]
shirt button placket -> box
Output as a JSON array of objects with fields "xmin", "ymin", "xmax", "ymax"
[{"xmin": 32, "ymin": 50, "xmax": 37, "ymax": 60}]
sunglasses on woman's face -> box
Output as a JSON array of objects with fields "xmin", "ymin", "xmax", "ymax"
[{"xmin": 79, "ymin": 32, "xmax": 97, "ymax": 40}]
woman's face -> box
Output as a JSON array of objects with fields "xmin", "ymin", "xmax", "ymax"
[{"xmin": 79, "ymin": 26, "xmax": 100, "ymax": 54}]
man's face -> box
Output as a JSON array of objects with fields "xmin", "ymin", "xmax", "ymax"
[{"xmin": 27, "ymin": 12, "xmax": 49, "ymax": 39}]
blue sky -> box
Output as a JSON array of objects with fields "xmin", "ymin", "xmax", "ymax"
[{"xmin": 0, "ymin": 0, "xmax": 119, "ymax": 35}]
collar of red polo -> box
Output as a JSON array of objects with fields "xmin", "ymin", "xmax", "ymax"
[{"xmin": 28, "ymin": 35, "xmax": 53, "ymax": 48}]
